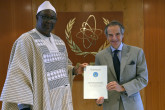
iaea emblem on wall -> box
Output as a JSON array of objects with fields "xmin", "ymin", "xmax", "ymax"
[{"xmin": 65, "ymin": 15, "xmax": 110, "ymax": 57}]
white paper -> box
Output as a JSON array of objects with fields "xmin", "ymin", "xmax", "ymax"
[{"xmin": 84, "ymin": 66, "xmax": 108, "ymax": 99}]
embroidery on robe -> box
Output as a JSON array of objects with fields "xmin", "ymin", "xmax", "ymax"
[{"xmin": 30, "ymin": 32, "xmax": 70, "ymax": 90}]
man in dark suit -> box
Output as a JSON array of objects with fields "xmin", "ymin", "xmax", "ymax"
[{"xmin": 95, "ymin": 21, "xmax": 148, "ymax": 110}]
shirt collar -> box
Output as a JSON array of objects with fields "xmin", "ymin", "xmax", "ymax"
[{"xmin": 111, "ymin": 42, "xmax": 123, "ymax": 52}]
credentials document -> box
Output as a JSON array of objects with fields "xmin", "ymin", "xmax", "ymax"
[{"xmin": 84, "ymin": 66, "xmax": 108, "ymax": 99}]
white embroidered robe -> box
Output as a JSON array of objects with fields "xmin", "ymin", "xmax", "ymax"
[{"xmin": 0, "ymin": 29, "xmax": 74, "ymax": 110}]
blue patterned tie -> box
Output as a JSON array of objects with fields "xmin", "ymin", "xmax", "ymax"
[{"xmin": 113, "ymin": 50, "xmax": 120, "ymax": 82}]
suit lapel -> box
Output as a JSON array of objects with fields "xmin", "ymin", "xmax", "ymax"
[
  {"xmin": 120, "ymin": 44, "xmax": 130, "ymax": 75},
  {"xmin": 104, "ymin": 48, "xmax": 117, "ymax": 79}
]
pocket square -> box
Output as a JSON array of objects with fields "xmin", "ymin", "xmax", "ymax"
[{"xmin": 129, "ymin": 61, "xmax": 135, "ymax": 65}]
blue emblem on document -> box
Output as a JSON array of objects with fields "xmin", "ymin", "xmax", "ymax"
[{"xmin": 93, "ymin": 72, "xmax": 98, "ymax": 77}]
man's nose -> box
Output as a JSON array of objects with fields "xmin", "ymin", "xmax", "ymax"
[
  {"xmin": 112, "ymin": 35, "xmax": 117, "ymax": 40},
  {"xmin": 47, "ymin": 19, "xmax": 56, "ymax": 23}
]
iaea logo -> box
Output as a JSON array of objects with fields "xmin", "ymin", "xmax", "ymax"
[{"xmin": 93, "ymin": 72, "xmax": 98, "ymax": 77}]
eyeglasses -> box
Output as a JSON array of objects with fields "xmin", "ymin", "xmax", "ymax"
[{"xmin": 39, "ymin": 15, "xmax": 57, "ymax": 21}]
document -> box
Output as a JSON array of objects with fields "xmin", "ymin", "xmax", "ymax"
[{"xmin": 84, "ymin": 65, "xmax": 108, "ymax": 99}]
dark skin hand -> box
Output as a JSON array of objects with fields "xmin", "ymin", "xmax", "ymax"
[{"xmin": 74, "ymin": 63, "xmax": 88, "ymax": 75}]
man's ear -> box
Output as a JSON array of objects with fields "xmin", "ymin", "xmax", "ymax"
[
  {"xmin": 36, "ymin": 15, "xmax": 38, "ymax": 20},
  {"xmin": 122, "ymin": 35, "xmax": 124, "ymax": 39},
  {"xmin": 107, "ymin": 38, "xmax": 109, "ymax": 42}
]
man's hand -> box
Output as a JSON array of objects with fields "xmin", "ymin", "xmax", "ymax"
[
  {"xmin": 74, "ymin": 63, "xmax": 88, "ymax": 75},
  {"xmin": 107, "ymin": 81, "xmax": 125, "ymax": 92},
  {"xmin": 96, "ymin": 97, "xmax": 104, "ymax": 105}
]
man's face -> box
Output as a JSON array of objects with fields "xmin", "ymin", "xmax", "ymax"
[
  {"xmin": 107, "ymin": 25, "xmax": 124, "ymax": 49},
  {"xmin": 36, "ymin": 9, "xmax": 57, "ymax": 35}
]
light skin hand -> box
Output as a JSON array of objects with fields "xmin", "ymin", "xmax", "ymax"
[
  {"xmin": 75, "ymin": 63, "xmax": 88, "ymax": 75},
  {"xmin": 96, "ymin": 81, "xmax": 125, "ymax": 105},
  {"xmin": 96, "ymin": 97, "xmax": 104, "ymax": 104},
  {"xmin": 107, "ymin": 81, "xmax": 125, "ymax": 92}
]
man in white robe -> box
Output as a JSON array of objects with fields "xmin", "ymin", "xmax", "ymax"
[{"xmin": 0, "ymin": 1, "xmax": 87, "ymax": 110}]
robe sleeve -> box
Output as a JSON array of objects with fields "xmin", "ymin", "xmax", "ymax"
[
  {"xmin": 0, "ymin": 34, "xmax": 34, "ymax": 108},
  {"xmin": 67, "ymin": 59, "xmax": 75, "ymax": 88}
]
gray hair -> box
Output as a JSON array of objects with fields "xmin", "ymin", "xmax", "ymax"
[{"xmin": 104, "ymin": 20, "xmax": 125, "ymax": 37}]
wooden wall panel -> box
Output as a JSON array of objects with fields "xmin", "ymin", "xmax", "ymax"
[
  {"xmin": 0, "ymin": 3, "xmax": 13, "ymax": 108},
  {"xmin": 0, "ymin": 0, "xmax": 33, "ymax": 108},
  {"xmin": 144, "ymin": 0, "xmax": 165, "ymax": 110},
  {"xmin": 0, "ymin": 0, "xmax": 145, "ymax": 109},
  {"xmin": 32, "ymin": 0, "xmax": 144, "ymax": 47}
]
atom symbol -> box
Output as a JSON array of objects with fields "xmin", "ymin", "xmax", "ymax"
[{"xmin": 76, "ymin": 15, "xmax": 102, "ymax": 49}]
